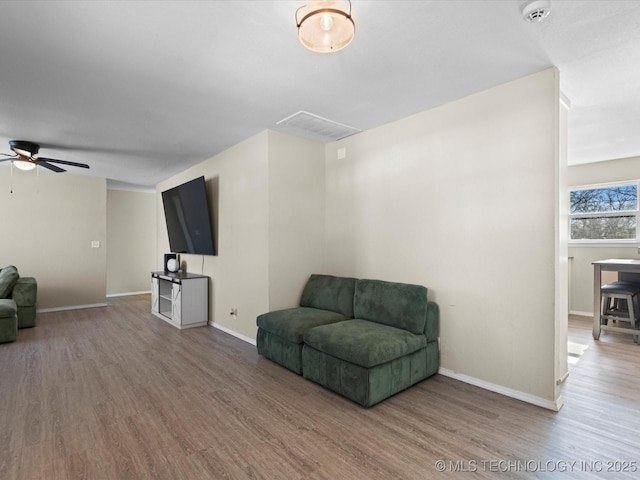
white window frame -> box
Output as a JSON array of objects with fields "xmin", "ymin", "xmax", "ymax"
[{"xmin": 569, "ymin": 181, "xmax": 640, "ymax": 246}]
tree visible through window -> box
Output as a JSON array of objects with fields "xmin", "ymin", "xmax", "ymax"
[{"xmin": 570, "ymin": 184, "xmax": 638, "ymax": 241}]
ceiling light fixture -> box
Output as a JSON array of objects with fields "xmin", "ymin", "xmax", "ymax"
[
  {"xmin": 296, "ymin": 1, "xmax": 355, "ymax": 53},
  {"xmin": 13, "ymin": 158, "xmax": 36, "ymax": 171},
  {"xmin": 522, "ymin": 0, "xmax": 551, "ymax": 22},
  {"xmin": 7, "ymin": 140, "xmax": 38, "ymax": 170}
]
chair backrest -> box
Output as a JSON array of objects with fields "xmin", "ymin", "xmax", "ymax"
[{"xmin": 300, "ymin": 274, "xmax": 357, "ymax": 317}]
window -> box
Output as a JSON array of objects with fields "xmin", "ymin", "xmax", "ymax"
[{"xmin": 570, "ymin": 183, "xmax": 639, "ymax": 243}]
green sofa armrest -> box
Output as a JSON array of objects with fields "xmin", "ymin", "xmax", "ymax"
[
  {"xmin": 12, "ymin": 277, "xmax": 37, "ymax": 328},
  {"xmin": 425, "ymin": 300, "xmax": 439, "ymax": 343},
  {"xmin": 12, "ymin": 277, "xmax": 37, "ymax": 307}
]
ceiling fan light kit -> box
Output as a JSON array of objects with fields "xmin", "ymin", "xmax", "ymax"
[
  {"xmin": 0, "ymin": 140, "xmax": 90, "ymax": 173},
  {"xmin": 296, "ymin": 0, "xmax": 355, "ymax": 53},
  {"xmin": 13, "ymin": 159, "xmax": 37, "ymax": 171}
]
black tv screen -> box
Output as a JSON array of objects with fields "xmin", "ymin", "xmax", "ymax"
[{"xmin": 162, "ymin": 176, "xmax": 216, "ymax": 255}]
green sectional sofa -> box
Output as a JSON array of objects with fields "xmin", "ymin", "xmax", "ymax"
[
  {"xmin": 256, "ymin": 274, "xmax": 439, "ymax": 407},
  {"xmin": 0, "ymin": 265, "xmax": 38, "ymax": 343}
]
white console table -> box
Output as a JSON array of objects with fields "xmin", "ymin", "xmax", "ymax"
[{"xmin": 151, "ymin": 271, "xmax": 208, "ymax": 329}]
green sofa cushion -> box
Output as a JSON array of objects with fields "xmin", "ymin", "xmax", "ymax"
[
  {"xmin": 257, "ymin": 307, "xmax": 350, "ymax": 344},
  {"xmin": 0, "ymin": 299, "xmax": 18, "ymax": 317},
  {"xmin": 0, "ymin": 266, "xmax": 19, "ymax": 299},
  {"xmin": 353, "ymin": 279, "xmax": 427, "ymax": 335},
  {"xmin": 300, "ymin": 274, "xmax": 357, "ymax": 317},
  {"xmin": 303, "ymin": 319, "xmax": 427, "ymax": 368}
]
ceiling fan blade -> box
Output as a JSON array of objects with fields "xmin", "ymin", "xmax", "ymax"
[
  {"xmin": 37, "ymin": 157, "xmax": 90, "ymax": 169},
  {"xmin": 1, "ymin": 152, "xmax": 17, "ymax": 157},
  {"xmin": 37, "ymin": 161, "xmax": 66, "ymax": 173},
  {"xmin": 0, "ymin": 157, "xmax": 15, "ymax": 163}
]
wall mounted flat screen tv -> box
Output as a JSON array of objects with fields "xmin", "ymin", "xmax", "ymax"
[{"xmin": 162, "ymin": 176, "xmax": 216, "ymax": 255}]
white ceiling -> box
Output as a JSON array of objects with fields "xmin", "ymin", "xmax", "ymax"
[{"xmin": 1, "ymin": 1, "xmax": 639, "ymax": 188}]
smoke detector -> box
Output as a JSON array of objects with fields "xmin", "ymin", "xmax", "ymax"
[{"xmin": 522, "ymin": 0, "xmax": 551, "ymax": 22}]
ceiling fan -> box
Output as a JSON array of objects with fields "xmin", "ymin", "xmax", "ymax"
[{"xmin": 0, "ymin": 140, "xmax": 90, "ymax": 173}]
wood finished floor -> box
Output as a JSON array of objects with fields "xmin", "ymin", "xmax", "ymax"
[{"xmin": 1, "ymin": 296, "xmax": 639, "ymax": 479}]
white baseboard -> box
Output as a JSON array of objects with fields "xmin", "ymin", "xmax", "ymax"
[
  {"xmin": 107, "ymin": 291, "xmax": 151, "ymax": 298},
  {"xmin": 38, "ymin": 291, "xmax": 150, "ymax": 312},
  {"xmin": 569, "ymin": 310, "xmax": 593, "ymax": 317},
  {"xmin": 210, "ymin": 321, "xmax": 257, "ymax": 346},
  {"xmin": 438, "ymin": 367, "xmax": 564, "ymax": 412},
  {"xmin": 38, "ymin": 303, "xmax": 108, "ymax": 313}
]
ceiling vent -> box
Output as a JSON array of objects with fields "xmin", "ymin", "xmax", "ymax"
[
  {"xmin": 522, "ymin": 0, "xmax": 551, "ymax": 22},
  {"xmin": 275, "ymin": 111, "xmax": 360, "ymax": 143}
]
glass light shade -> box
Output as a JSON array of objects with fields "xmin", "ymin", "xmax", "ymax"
[
  {"xmin": 12, "ymin": 147, "xmax": 31, "ymax": 157},
  {"xmin": 296, "ymin": 1, "xmax": 355, "ymax": 53},
  {"xmin": 13, "ymin": 159, "xmax": 36, "ymax": 171}
]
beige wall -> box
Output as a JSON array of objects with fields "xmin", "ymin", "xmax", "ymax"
[
  {"xmin": 0, "ymin": 168, "xmax": 107, "ymax": 309},
  {"xmin": 268, "ymin": 131, "xmax": 326, "ymax": 310},
  {"xmin": 568, "ymin": 155, "xmax": 640, "ymax": 314},
  {"xmin": 324, "ymin": 69, "xmax": 565, "ymax": 407},
  {"xmin": 156, "ymin": 131, "xmax": 327, "ymax": 341},
  {"xmin": 107, "ymin": 188, "xmax": 156, "ymax": 295}
]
